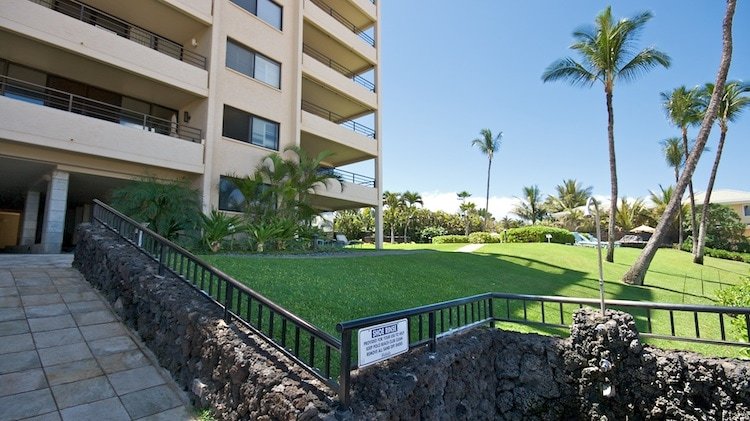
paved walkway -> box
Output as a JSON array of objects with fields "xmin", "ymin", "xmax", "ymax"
[
  {"xmin": 0, "ymin": 254, "xmax": 194, "ymax": 421},
  {"xmin": 456, "ymin": 244, "xmax": 484, "ymax": 253}
]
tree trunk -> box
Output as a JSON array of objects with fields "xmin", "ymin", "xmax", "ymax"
[
  {"xmin": 623, "ymin": 0, "xmax": 735, "ymax": 285},
  {"xmin": 390, "ymin": 226, "xmax": 394, "ymax": 243},
  {"xmin": 605, "ymin": 87, "xmax": 618, "ymax": 263},
  {"xmin": 695, "ymin": 127, "xmax": 727, "ymax": 264},
  {"xmin": 674, "ymin": 168, "xmax": 683, "ymax": 245},
  {"xmin": 682, "ymin": 126, "xmax": 698, "ymax": 254},
  {"xmin": 484, "ymin": 158, "xmax": 492, "ymax": 232},
  {"xmin": 403, "ymin": 221, "xmax": 409, "ymax": 244}
]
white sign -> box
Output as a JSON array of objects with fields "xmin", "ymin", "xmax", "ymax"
[{"xmin": 358, "ymin": 318, "xmax": 409, "ymax": 368}]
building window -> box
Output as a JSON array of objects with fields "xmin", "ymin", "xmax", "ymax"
[
  {"xmin": 219, "ymin": 176, "xmax": 273, "ymax": 212},
  {"xmin": 226, "ymin": 39, "xmax": 280, "ymax": 88},
  {"xmin": 222, "ymin": 105, "xmax": 280, "ymax": 150},
  {"xmin": 744, "ymin": 205, "xmax": 750, "ymax": 217},
  {"xmin": 230, "ymin": 0, "xmax": 282, "ymax": 30}
]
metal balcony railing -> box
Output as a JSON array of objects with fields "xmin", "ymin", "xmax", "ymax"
[
  {"xmin": 30, "ymin": 0, "xmax": 207, "ymax": 70},
  {"xmin": 308, "ymin": 0, "xmax": 375, "ymax": 47},
  {"xmin": 0, "ymin": 75, "xmax": 202, "ymax": 143},
  {"xmin": 318, "ymin": 167, "xmax": 375, "ymax": 187},
  {"xmin": 301, "ymin": 100, "xmax": 375, "ymax": 138},
  {"xmin": 303, "ymin": 44, "xmax": 375, "ymax": 92}
]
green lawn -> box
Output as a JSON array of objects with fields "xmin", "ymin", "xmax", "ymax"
[{"xmin": 202, "ymin": 243, "xmax": 750, "ymax": 357}]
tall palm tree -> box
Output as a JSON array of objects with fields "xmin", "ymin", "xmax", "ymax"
[
  {"xmin": 546, "ymin": 179, "xmax": 592, "ymax": 212},
  {"xmin": 623, "ymin": 0, "xmax": 736, "ymax": 285},
  {"xmin": 459, "ymin": 201, "xmax": 477, "ymax": 235},
  {"xmin": 471, "ymin": 129, "xmax": 502, "ymax": 231},
  {"xmin": 542, "ymin": 6, "xmax": 671, "ymax": 262},
  {"xmin": 512, "ymin": 185, "xmax": 546, "ymax": 224},
  {"xmin": 694, "ymin": 80, "xmax": 750, "ymax": 264},
  {"xmin": 382, "ymin": 191, "xmax": 404, "ymax": 243},
  {"xmin": 661, "ymin": 86, "xmax": 703, "ymax": 252},
  {"xmin": 660, "ymin": 137, "xmax": 685, "ymax": 244},
  {"xmin": 401, "ymin": 191, "xmax": 423, "ymax": 242}
]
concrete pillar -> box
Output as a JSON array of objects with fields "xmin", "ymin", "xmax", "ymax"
[
  {"xmin": 19, "ymin": 190, "xmax": 40, "ymax": 246},
  {"xmin": 41, "ymin": 170, "xmax": 69, "ymax": 253}
]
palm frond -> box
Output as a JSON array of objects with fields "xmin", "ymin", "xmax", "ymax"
[
  {"xmin": 617, "ymin": 48, "xmax": 671, "ymax": 83},
  {"xmin": 542, "ymin": 58, "xmax": 598, "ymax": 86}
]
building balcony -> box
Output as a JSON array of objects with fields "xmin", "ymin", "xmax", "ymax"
[
  {"xmin": 308, "ymin": 0, "xmax": 375, "ymax": 46},
  {"xmin": 303, "ymin": 44, "xmax": 375, "ymax": 94},
  {"xmin": 310, "ymin": 169, "xmax": 378, "ymax": 210},
  {"xmin": 1, "ymin": 0, "xmax": 209, "ymax": 95},
  {"xmin": 300, "ymin": 108, "xmax": 376, "ymax": 168},
  {"xmin": 304, "ymin": 0, "xmax": 376, "ymax": 65},
  {"xmin": 0, "ymin": 76, "xmax": 204, "ymax": 173},
  {"xmin": 302, "ymin": 100, "xmax": 374, "ymax": 138}
]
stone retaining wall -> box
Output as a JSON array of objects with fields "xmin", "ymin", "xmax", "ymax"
[
  {"xmin": 74, "ymin": 224, "xmax": 334, "ymax": 420},
  {"xmin": 351, "ymin": 310, "xmax": 750, "ymax": 420}
]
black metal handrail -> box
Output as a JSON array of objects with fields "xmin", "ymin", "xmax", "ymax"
[
  {"xmin": 90, "ymin": 200, "xmax": 342, "ymax": 390},
  {"xmin": 30, "ymin": 0, "xmax": 207, "ymax": 69},
  {"xmin": 303, "ymin": 44, "xmax": 375, "ymax": 92},
  {"xmin": 0, "ymin": 75, "xmax": 202, "ymax": 143},
  {"xmin": 318, "ymin": 167, "xmax": 375, "ymax": 187},
  {"xmin": 301, "ymin": 100, "xmax": 375, "ymax": 138},
  {"xmin": 335, "ymin": 292, "xmax": 750, "ymax": 409},
  {"xmin": 308, "ymin": 0, "xmax": 375, "ymax": 47}
]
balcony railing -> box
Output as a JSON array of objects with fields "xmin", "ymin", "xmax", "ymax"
[
  {"xmin": 30, "ymin": 0, "xmax": 207, "ymax": 70},
  {"xmin": 303, "ymin": 44, "xmax": 375, "ymax": 92},
  {"xmin": 0, "ymin": 75, "xmax": 202, "ymax": 143},
  {"xmin": 308, "ymin": 0, "xmax": 375, "ymax": 47},
  {"xmin": 301, "ymin": 100, "xmax": 375, "ymax": 138},
  {"xmin": 318, "ymin": 167, "xmax": 375, "ymax": 187}
]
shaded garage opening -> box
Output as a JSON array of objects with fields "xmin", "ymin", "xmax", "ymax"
[{"xmin": 0, "ymin": 156, "xmax": 128, "ymax": 252}]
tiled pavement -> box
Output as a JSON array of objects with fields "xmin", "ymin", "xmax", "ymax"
[{"xmin": 0, "ymin": 254, "xmax": 194, "ymax": 421}]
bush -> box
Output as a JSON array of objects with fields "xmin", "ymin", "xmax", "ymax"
[
  {"xmin": 432, "ymin": 235, "xmax": 469, "ymax": 244},
  {"xmin": 468, "ymin": 232, "xmax": 502, "ymax": 244},
  {"xmin": 681, "ymin": 242, "xmax": 750, "ymax": 263},
  {"xmin": 504, "ymin": 226, "xmax": 574, "ymax": 244},
  {"xmin": 419, "ymin": 226, "xmax": 447, "ymax": 243},
  {"xmin": 716, "ymin": 277, "xmax": 750, "ymax": 353}
]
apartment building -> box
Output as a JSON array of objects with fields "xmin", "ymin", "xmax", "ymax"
[{"xmin": 0, "ymin": 0, "xmax": 383, "ymax": 253}]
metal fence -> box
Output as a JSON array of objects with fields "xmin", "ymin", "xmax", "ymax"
[
  {"xmin": 30, "ymin": 0, "xmax": 207, "ymax": 69},
  {"xmin": 301, "ymin": 100, "xmax": 376, "ymax": 138},
  {"xmin": 318, "ymin": 167, "xmax": 375, "ymax": 187},
  {"xmin": 84, "ymin": 203, "xmax": 750, "ymax": 412},
  {"xmin": 335, "ymin": 292, "xmax": 750, "ymax": 409},
  {"xmin": 91, "ymin": 200, "xmax": 342, "ymax": 390},
  {"xmin": 0, "ymin": 76, "xmax": 202, "ymax": 143}
]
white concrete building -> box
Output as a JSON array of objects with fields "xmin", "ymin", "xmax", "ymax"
[{"xmin": 0, "ymin": 0, "xmax": 383, "ymax": 252}]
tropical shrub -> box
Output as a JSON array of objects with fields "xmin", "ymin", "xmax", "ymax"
[
  {"xmin": 687, "ymin": 204, "xmax": 748, "ymax": 251},
  {"xmin": 110, "ymin": 177, "xmax": 201, "ymax": 241},
  {"xmin": 468, "ymin": 232, "xmax": 502, "ymax": 244},
  {"xmin": 200, "ymin": 210, "xmax": 244, "ymax": 252},
  {"xmin": 716, "ymin": 277, "xmax": 750, "ymax": 352},
  {"xmin": 419, "ymin": 226, "xmax": 447, "ymax": 243},
  {"xmin": 432, "ymin": 235, "xmax": 469, "ymax": 244},
  {"xmin": 504, "ymin": 226, "xmax": 574, "ymax": 244},
  {"xmin": 681, "ymin": 242, "xmax": 750, "ymax": 264}
]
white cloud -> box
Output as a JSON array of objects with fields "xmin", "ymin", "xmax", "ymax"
[{"xmin": 420, "ymin": 190, "xmax": 520, "ymax": 219}]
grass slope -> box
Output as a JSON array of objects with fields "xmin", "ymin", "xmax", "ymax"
[{"xmin": 203, "ymin": 243, "xmax": 750, "ymax": 357}]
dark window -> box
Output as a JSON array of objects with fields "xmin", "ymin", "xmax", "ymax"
[
  {"xmin": 226, "ymin": 39, "xmax": 280, "ymax": 88},
  {"xmin": 230, "ymin": 0, "xmax": 282, "ymax": 30},
  {"xmin": 744, "ymin": 205, "xmax": 750, "ymax": 217},
  {"xmin": 219, "ymin": 176, "xmax": 245, "ymax": 212},
  {"xmin": 222, "ymin": 105, "xmax": 279, "ymax": 150},
  {"xmin": 5, "ymin": 65, "xmax": 47, "ymax": 105}
]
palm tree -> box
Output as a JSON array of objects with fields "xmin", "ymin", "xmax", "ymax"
[
  {"xmin": 623, "ymin": 0, "xmax": 736, "ymax": 285},
  {"xmin": 660, "ymin": 137, "xmax": 685, "ymax": 244},
  {"xmin": 471, "ymin": 129, "xmax": 502, "ymax": 231},
  {"xmin": 512, "ymin": 185, "xmax": 547, "ymax": 224},
  {"xmin": 382, "ymin": 191, "xmax": 404, "ymax": 243},
  {"xmin": 649, "ymin": 185, "xmax": 681, "ymax": 244},
  {"xmin": 694, "ymin": 80, "xmax": 750, "ymax": 264},
  {"xmin": 459, "ymin": 201, "xmax": 477, "ymax": 236},
  {"xmin": 661, "ymin": 86, "xmax": 703, "ymax": 252},
  {"xmin": 401, "ymin": 191, "xmax": 423, "ymax": 243},
  {"xmin": 546, "ymin": 179, "xmax": 592, "ymax": 212},
  {"xmin": 542, "ymin": 6, "xmax": 671, "ymax": 262},
  {"xmin": 615, "ymin": 198, "xmax": 650, "ymax": 232}
]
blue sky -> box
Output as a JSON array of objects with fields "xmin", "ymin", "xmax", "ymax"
[{"xmin": 369, "ymin": 1, "xmax": 749, "ymax": 217}]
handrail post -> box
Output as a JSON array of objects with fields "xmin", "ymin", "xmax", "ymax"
[
  {"xmin": 488, "ymin": 297, "xmax": 495, "ymax": 327},
  {"xmin": 428, "ymin": 311, "xmax": 436, "ymax": 353},
  {"xmin": 746, "ymin": 314, "xmax": 750, "ymax": 344},
  {"xmin": 338, "ymin": 329, "xmax": 352, "ymax": 414},
  {"xmin": 224, "ymin": 282, "xmax": 232, "ymax": 322},
  {"xmin": 158, "ymin": 242, "xmax": 166, "ymax": 276}
]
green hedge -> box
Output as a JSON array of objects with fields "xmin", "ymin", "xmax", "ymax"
[
  {"xmin": 468, "ymin": 232, "xmax": 502, "ymax": 244},
  {"xmin": 432, "ymin": 235, "xmax": 469, "ymax": 244},
  {"xmin": 504, "ymin": 226, "xmax": 574, "ymax": 244},
  {"xmin": 681, "ymin": 242, "xmax": 750, "ymax": 263}
]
